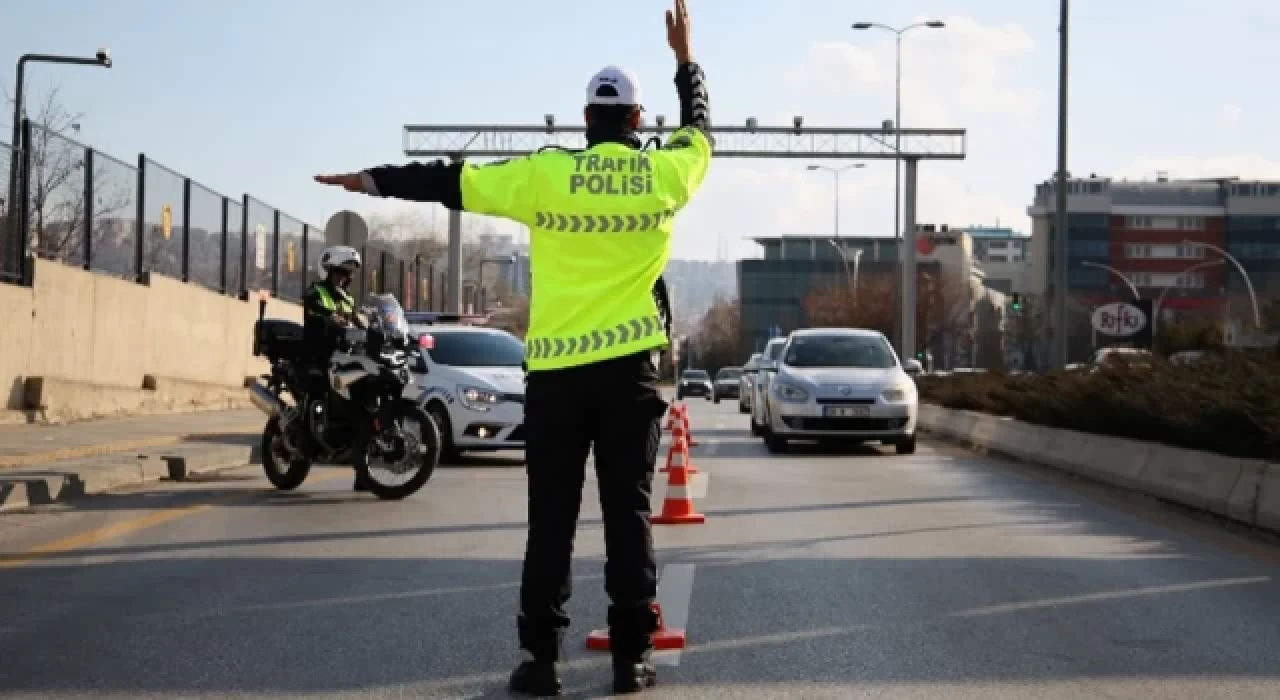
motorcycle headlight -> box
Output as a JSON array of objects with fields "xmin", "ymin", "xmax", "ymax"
[
  {"xmin": 459, "ymin": 385, "xmax": 501, "ymax": 411},
  {"xmin": 773, "ymin": 381, "xmax": 809, "ymax": 403}
]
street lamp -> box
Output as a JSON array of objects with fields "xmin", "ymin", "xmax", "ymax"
[
  {"xmin": 1153, "ymin": 259, "xmax": 1225, "ymax": 334},
  {"xmin": 6, "ymin": 49, "xmax": 112, "ymax": 256},
  {"xmin": 806, "ymin": 163, "xmax": 864, "ymax": 239},
  {"xmin": 1187, "ymin": 240, "xmax": 1261, "ymax": 328},
  {"xmin": 1081, "ymin": 260, "xmax": 1141, "ymax": 300},
  {"xmin": 850, "ymin": 20, "xmax": 945, "ymax": 245}
]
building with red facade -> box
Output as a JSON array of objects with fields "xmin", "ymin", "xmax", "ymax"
[{"xmin": 1026, "ymin": 175, "xmax": 1280, "ymax": 362}]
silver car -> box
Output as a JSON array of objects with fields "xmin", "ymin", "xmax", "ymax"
[
  {"xmin": 738, "ymin": 353, "xmax": 763, "ymax": 413},
  {"xmin": 749, "ymin": 337, "xmax": 789, "ymax": 436},
  {"xmin": 757, "ymin": 328, "xmax": 923, "ymax": 454}
]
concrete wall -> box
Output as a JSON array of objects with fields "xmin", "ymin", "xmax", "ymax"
[{"xmin": 1, "ymin": 259, "xmax": 301, "ymax": 419}]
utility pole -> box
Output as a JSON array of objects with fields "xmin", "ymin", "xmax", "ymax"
[{"xmin": 1051, "ymin": 0, "xmax": 1071, "ymax": 368}]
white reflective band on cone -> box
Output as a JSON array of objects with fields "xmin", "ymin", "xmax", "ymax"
[{"xmin": 664, "ymin": 484, "xmax": 691, "ymax": 499}]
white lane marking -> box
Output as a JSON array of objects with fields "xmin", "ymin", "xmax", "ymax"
[
  {"xmin": 947, "ymin": 576, "xmax": 1272, "ymax": 618},
  {"xmin": 652, "ymin": 563, "xmax": 697, "ymax": 666}
]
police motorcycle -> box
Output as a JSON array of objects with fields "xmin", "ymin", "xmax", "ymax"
[{"xmin": 247, "ymin": 292, "xmax": 440, "ymax": 499}]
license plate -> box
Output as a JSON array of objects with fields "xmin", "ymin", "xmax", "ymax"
[{"xmin": 824, "ymin": 405, "xmax": 870, "ymax": 418}]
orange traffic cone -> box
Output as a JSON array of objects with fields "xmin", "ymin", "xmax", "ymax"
[
  {"xmin": 652, "ymin": 454, "xmax": 705, "ymax": 525},
  {"xmin": 679, "ymin": 404, "xmax": 699, "ymax": 447},
  {"xmin": 665, "ymin": 403, "xmax": 680, "ymax": 432},
  {"xmin": 660, "ymin": 423, "xmax": 699, "ymax": 474},
  {"xmin": 586, "ymin": 602, "xmax": 686, "ymax": 652}
]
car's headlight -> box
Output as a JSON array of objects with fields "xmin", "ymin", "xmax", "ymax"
[
  {"xmin": 459, "ymin": 385, "xmax": 501, "ymax": 411},
  {"xmin": 773, "ymin": 381, "xmax": 809, "ymax": 402},
  {"xmin": 881, "ymin": 384, "xmax": 915, "ymax": 403}
]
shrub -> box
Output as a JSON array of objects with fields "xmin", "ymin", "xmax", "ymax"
[{"xmin": 917, "ymin": 354, "xmax": 1280, "ymax": 460}]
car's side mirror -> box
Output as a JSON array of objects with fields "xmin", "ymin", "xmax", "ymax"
[{"xmin": 903, "ymin": 358, "xmax": 923, "ymax": 375}]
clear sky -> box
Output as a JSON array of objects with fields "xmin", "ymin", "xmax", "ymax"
[{"xmin": 5, "ymin": 0, "xmax": 1278, "ymax": 261}]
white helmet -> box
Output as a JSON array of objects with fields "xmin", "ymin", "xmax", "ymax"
[{"xmin": 318, "ymin": 245, "xmax": 361, "ymax": 281}]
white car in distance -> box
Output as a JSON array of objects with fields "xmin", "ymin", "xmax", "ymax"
[
  {"xmin": 757, "ymin": 328, "xmax": 922, "ymax": 454},
  {"xmin": 407, "ymin": 322, "xmax": 527, "ymax": 462},
  {"xmin": 749, "ymin": 336, "xmax": 789, "ymax": 436}
]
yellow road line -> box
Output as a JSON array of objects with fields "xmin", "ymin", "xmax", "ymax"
[
  {"xmin": 0, "ymin": 501, "xmax": 221, "ymax": 570},
  {"xmin": 0, "ymin": 425, "xmax": 261, "ymax": 469},
  {"xmin": 0, "ymin": 471, "xmax": 346, "ymax": 570}
]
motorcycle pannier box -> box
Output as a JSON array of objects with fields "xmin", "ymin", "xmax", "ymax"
[{"xmin": 254, "ymin": 319, "xmax": 305, "ymax": 358}]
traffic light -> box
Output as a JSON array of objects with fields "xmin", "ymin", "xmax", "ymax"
[
  {"xmin": 1011, "ymin": 293, "xmax": 1023, "ymax": 312},
  {"xmin": 916, "ymin": 351, "xmax": 925, "ymax": 360}
]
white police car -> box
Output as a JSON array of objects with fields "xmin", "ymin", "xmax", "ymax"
[{"xmin": 406, "ymin": 314, "xmax": 526, "ymax": 462}]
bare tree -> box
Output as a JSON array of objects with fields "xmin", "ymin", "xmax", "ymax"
[
  {"xmin": 692, "ymin": 294, "xmax": 741, "ymax": 373},
  {"xmin": 802, "ymin": 270, "xmax": 973, "ymax": 363},
  {"xmin": 4, "ymin": 86, "xmax": 132, "ymax": 266}
]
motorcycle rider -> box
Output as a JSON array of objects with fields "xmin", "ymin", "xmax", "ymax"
[{"xmin": 302, "ymin": 245, "xmax": 369, "ymax": 491}]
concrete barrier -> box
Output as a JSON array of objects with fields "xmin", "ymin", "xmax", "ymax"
[
  {"xmin": 1137, "ymin": 444, "xmax": 1242, "ymax": 516},
  {"xmin": 1257, "ymin": 466, "xmax": 1280, "ymax": 532},
  {"xmin": 2, "ymin": 259, "xmax": 301, "ymax": 421},
  {"xmin": 0, "ymin": 441, "xmax": 257, "ymax": 512},
  {"xmin": 918, "ymin": 403, "xmax": 1277, "ymax": 535}
]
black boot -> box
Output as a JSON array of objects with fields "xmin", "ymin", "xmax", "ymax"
[
  {"xmin": 508, "ymin": 660, "xmax": 562, "ymax": 697},
  {"xmin": 353, "ymin": 471, "xmax": 371, "ymax": 492},
  {"xmin": 612, "ymin": 656, "xmax": 657, "ymax": 694}
]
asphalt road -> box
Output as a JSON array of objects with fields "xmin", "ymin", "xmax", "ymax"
[{"xmin": 2, "ymin": 398, "xmax": 1280, "ymax": 698}]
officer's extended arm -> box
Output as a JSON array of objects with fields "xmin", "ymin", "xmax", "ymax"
[
  {"xmin": 322, "ymin": 154, "xmax": 536, "ymax": 225},
  {"xmin": 674, "ymin": 62, "xmax": 710, "ymax": 134}
]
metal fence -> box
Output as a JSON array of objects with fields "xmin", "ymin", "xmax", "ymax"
[
  {"xmin": 2, "ymin": 119, "xmax": 444, "ymax": 310},
  {"xmin": 1, "ymin": 141, "xmax": 17, "ymax": 281}
]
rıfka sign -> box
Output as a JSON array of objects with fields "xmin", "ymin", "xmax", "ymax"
[{"xmin": 1091, "ymin": 301, "xmax": 1147, "ymax": 336}]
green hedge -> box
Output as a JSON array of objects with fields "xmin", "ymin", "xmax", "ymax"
[{"xmin": 917, "ymin": 355, "xmax": 1280, "ymax": 461}]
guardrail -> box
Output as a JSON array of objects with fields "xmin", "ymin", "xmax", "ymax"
[{"xmin": 1, "ymin": 119, "xmax": 439, "ymax": 309}]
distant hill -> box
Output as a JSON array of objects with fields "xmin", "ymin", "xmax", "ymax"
[{"xmin": 663, "ymin": 259, "xmax": 737, "ymax": 332}]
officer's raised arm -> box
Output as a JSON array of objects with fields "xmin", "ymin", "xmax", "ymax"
[
  {"xmin": 314, "ymin": 155, "xmax": 538, "ymax": 225},
  {"xmin": 654, "ymin": 0, "xmax": 712, "ymax": 209}
]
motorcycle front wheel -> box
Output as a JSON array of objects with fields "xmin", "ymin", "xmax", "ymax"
[
  {"xmin": 262, "ymin": 416, "xmax": 312, "ymax": 490},
  {"xmin": 354, "ymin": 404, "xmax": 440, "ymax": 500}
]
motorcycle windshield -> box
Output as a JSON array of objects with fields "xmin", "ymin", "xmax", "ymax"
[{"xmin": 366, "ymin": 294, "xmax": 410, "ymax": 336}]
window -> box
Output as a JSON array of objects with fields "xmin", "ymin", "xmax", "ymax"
[
  {"xmin": 1130, "ymin": 271, "xmax": 1204, "ymax": 289},
  {"xmin": 423, "ymin": 329, "xmax": 526, "ymax": 367},
  {"xmin": 715, "ymin": 367, "xmax": 743, "ymax": 381},
  {"xmin": 1126, "ymin": 215, "xmax": 1201, "ymax": 229},
  {"xmin": 681, "ymin": 369, "xmax": 710, "ymax": 380},
  {"xmin": 1124, "ymin": 243, "xmax": 1204, "ymax": 260},
  {"xmin": 1229, "ymin": 242, "xmax": 1280, "ymax": 259},
  {"xmin": 1069, "ymin": 240, "xmax": 1109, "ymax": 257},
  {"xmin": 1068, "ymin": 268, "xmax": 1108, "ymax": 286},
  {"xmin": 783, "ymin": 334, "xmax": 896, "ymax": 369}
]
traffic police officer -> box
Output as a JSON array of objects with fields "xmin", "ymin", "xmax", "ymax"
[
  {"xmin": 315, "ymin": 1, "xmax": 709, "ymax": 692},
  {"xmin": 302, "ymin": 245, "xmax": 369, "ymax": 491}
]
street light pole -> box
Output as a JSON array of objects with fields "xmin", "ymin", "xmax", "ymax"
[
  {"xmin": 6, "ymin": 50, "xmax": 112, "ymax": 271},
  {"xmin": 1080, "ymin": 260, "xmax": 1140, "ymax": 300},
  {"xmin": 1051, "ymin": 0, "xmax": 1070, "ymax": 368},
  {"xmin": 826, "ymin": 239, "xmax": 852, "ymax": 284},
  {"xmin": 1189, "ymin": 240, "xmax": 1261, "ymax": 328},
  {"xmin": 806, "ymin": 163, "xmax": 864, "ymax": 239},
  {"xmin": 850, "ymin": 20, "xmax": 945, "ymax": 244},
  {"xmin": 1153, "ymin": 259, "xmax": 1225, "ymax": 334}
]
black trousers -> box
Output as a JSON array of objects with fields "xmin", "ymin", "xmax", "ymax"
[{"xmin": 518, "ymin": 351, "xmax": 669, "ymax": 662}]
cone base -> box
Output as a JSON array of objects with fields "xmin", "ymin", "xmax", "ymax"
[
  {"xmin": 586, "ymin": 626, "xmax": 687, "ymax": 652},
  {"xmin": 652, "ymin": 512, "xmax": 705, "ymax": 525}
]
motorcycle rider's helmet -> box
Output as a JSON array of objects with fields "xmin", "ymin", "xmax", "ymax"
[{"xmin": 318, "ymin": 245, "xmax": 361, "ymax": 282}]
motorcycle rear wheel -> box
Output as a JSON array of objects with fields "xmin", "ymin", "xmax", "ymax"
[
  {"xmin": 354, "ymin": 404, "xmax": 440, "ymax": 500},
  {"xmin": 262, "ymin": 416, "xmax": 313, "ymax": 490}
]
